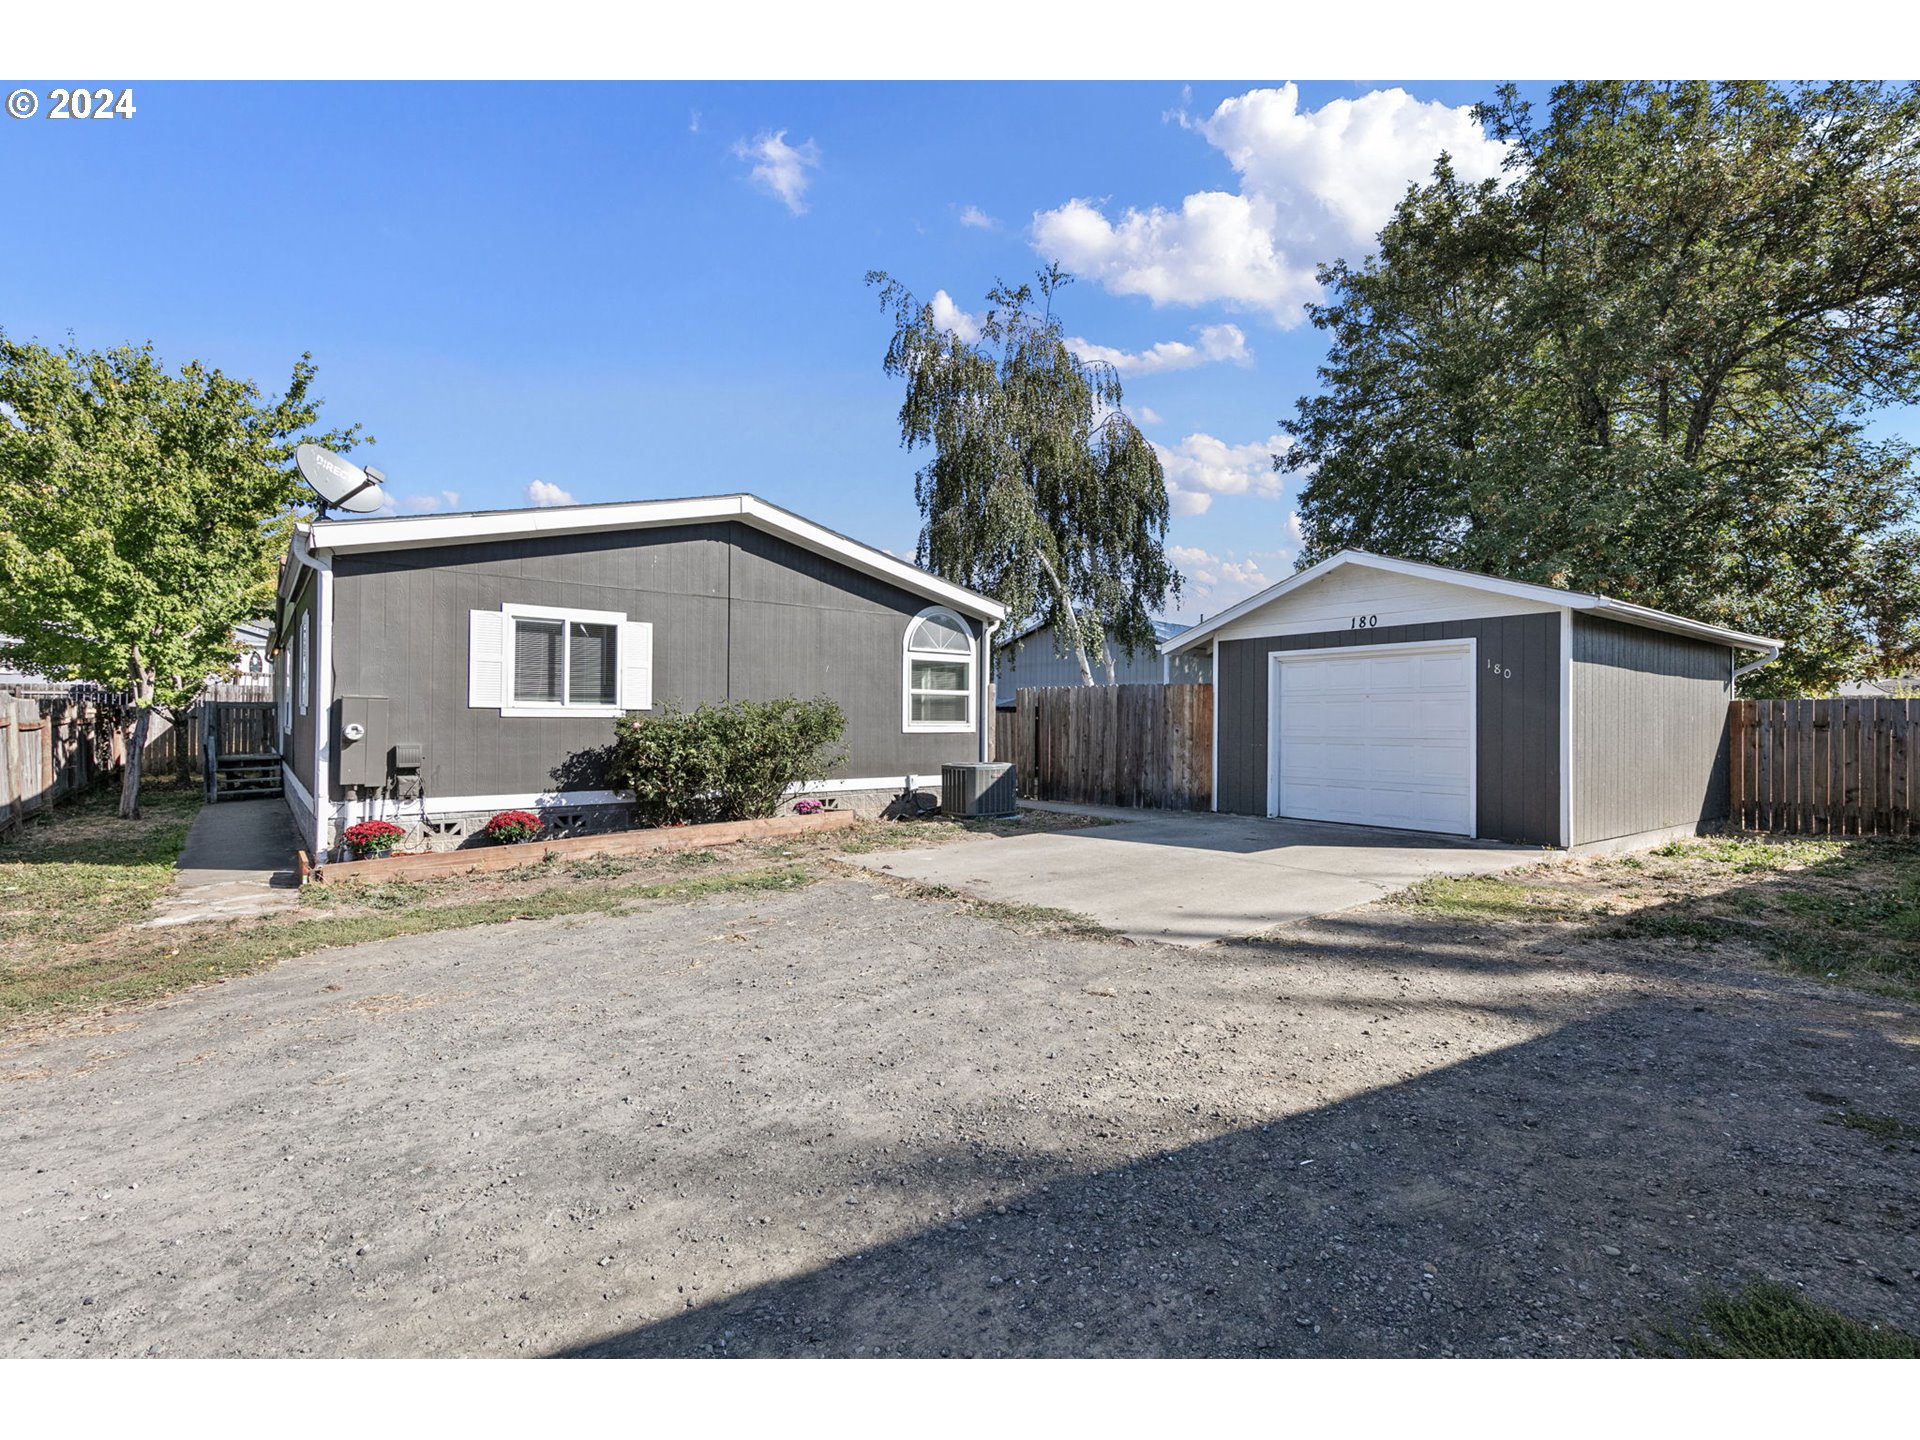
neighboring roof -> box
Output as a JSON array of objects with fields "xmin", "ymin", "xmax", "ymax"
[
  {"xmin": 1836, "ymin": 676, "xmax": 1918, "ymax": 697},
  {"xmin": 297, "ymin": 493, "xmax": 1006, "ymax": 623},
  {"xmin": 1001, "ymin": 615, "xmax": 1190, "ymax": 647},
  {"xmin": 1160, "ymin": 549, "xmax": 1783, "ymax": 657}
]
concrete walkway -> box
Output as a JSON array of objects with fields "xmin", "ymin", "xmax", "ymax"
[
  {"xmin": 144, "ymin": 798, "xmax": 303, "ymax": 927},
  {"xmin": 846, "ymin": 802, "xmax": 1551, "ymax": 946}
]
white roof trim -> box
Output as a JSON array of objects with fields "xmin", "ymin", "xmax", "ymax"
[
  {"xmin": 1161, "ymin": 549, "xmax": 1782, "ymax": 656},
  {"xmin": 301, "ymin": 493, "xmax": 1005, "ymax": 623}
]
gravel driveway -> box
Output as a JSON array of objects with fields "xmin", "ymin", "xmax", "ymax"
[{"xmin": 4, "ymin": 873, "xmax": 1916, "ymax": 1357}]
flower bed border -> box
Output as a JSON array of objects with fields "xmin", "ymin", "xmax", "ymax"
[{"xmin": 304, "ymin": 808, "xmax": 857, "ymax": 884}]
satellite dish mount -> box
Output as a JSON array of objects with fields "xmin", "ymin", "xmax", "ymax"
[{"xmin": 295, "ymin": 443, "xmax": 391, "ymax": 517}]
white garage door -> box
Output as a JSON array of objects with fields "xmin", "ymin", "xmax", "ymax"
[{"xmin": 1270, "ymin": 644, "xmax": 1475, "ymax": 836}]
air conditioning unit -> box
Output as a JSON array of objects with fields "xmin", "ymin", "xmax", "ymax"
[{"xmin": 942, "ymin": 761, "xmax": 1016, "ymax": 819}]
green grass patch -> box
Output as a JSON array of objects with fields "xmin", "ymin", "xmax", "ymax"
[
  {"xmin": 1395, "ymin": 875, "xmax": 1595, "ymax": 924},
  {"xmin": 1619, "ymin": 911, "xmax": 1740, "ymax": 946},
  {"xmin": 1771, "ymin": 878, "xmax": 1920, "ymax": 939},
  {"xmin": 1765, "ymin": 929, "xmax": 1920, "ymax": 1003},
  {"xmin": 0, "ymin": 780, "xmax": 201, "ymax": 946},
  {"xmin": 1649, "ymin": 835, "xmax": 1852, "ymax": 873},
  {"xmin": 1650, "ymin": 1281, "xmax": 1919, "ymax": 1358},
  {"xmin": 0, "ymin": 865, "xmax": 816, "ymax": 1027},
  {"xmin": 1829, "ymin": 1109, "xmax": 1919, "ymax": 1143}
]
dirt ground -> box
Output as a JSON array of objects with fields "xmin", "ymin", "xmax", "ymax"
[{"xmin": 4, "ymin": 862, "xmax": 1918, "ymax": 1357}]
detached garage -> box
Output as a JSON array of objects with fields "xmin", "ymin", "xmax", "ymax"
[{"xmin": 1160, "ymin": 551, "xmax": 1782, "ymax": 852}]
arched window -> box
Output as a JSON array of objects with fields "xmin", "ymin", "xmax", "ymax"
[{"xmin": 903, "ymin": 607, "xmax": 975, "ymax": 732}]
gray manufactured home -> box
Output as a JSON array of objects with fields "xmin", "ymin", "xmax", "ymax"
[
  {"xmin": 994, "ymin": 617, "xmax": 1210, "ymax": 707},
  {"xmin": 273, "ymin": 494, "xmax": 1005, "ymax": 859},
  {"xmin": 1160, "ymin": 551, "xmax": 1782, "ymax": 852}
]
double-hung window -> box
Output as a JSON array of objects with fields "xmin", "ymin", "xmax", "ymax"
[
  {"xmin": 512, "ymin": 615, "xmax": 618, "ymax": 708},
  {"xmin": 469, "ymin": 603, "xmax": 652, "ymax": 717},
  {"xmin": 903, "ymin": 607, "xmax": 975, "ymax": 732}
]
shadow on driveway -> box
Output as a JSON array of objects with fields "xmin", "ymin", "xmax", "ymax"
[{"xmin": 559, "ymin": 897, "xmax": 1920, "ymax": 1358}]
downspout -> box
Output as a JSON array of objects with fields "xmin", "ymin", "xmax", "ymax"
[
  {"xmin": 287, "ymin": 530, "xmax": 335, "ymax": 863},
  {"xmin": 1732, "ymin": 646, "xmax": 1781, "ymax": 684},
  {"xmin": 979, "ymin": 617, "xmax": 998, "ymax": 762}
]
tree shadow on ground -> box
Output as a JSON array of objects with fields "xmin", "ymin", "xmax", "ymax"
[{"xmin": 557, "ymin": 863, "xmax": 1920, "ymax": 1358}]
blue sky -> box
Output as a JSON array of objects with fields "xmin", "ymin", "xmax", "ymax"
[{"xmin": 11, "ymin": 78, "xmax": 1898, "ymax": 623}]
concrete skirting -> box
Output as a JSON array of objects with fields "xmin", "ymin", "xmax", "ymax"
[
  {"xmin": 307, "ymin": 807, "xmax": 857, "ymax": 883},
  {"xmin": 1566, "ymin": 819, "xmax": 1725, "ymax": 858}
]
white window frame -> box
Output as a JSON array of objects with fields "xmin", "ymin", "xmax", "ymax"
[
  {"xmin": 902, "ymin": 605, "xmax": 977, "ymax": 734},
  {"xmin": 297, "ymin": 612, "xmax": 310, "ymax": 717},
  {"xmin": 500, "ymin": 601, "xmax": 629, "ymax": 719}
]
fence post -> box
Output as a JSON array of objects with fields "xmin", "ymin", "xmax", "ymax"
[{"xmin": 3, "ymin": 701, "xmax": 24, "ymax": 830}]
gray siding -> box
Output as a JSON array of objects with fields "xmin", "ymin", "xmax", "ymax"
[
  {"xmin": 1572, "ymin": 615, "xmax": 1731, "ymax": 845},
  {"xmin": 995, "ymin": 627, "xmax": 1208, "ymax": 705},
  {"xmin": 327, "ymin": 521, "xmax": 979, "ymax": 801},
  {"xmin": 281, "ymin": 575, "xmax": 318, "ymax": 799},
  {"xmin": 1215, "ymin": 614, "xmax": 1561, "ymax": 845}
]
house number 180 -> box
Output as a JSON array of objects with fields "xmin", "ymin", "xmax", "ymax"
[
  {"xmin": 1349, "ymin": 614, "xmax": 1378, "ymax": 629},
  {"xmin": 1486, "ymin": 658, "xmax": 1513, "ymax": 679}
]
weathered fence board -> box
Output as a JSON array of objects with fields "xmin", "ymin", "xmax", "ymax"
[
  {"xmin": 1729, "ymin": 698, "xmax": 1914, "ymax": 837},
  {"xmin": 0, "ymin": 685, "xmax": 273, "ymax": 834},
  {"xmin": 1000, "ymin": 684, "xmax": 1212, "ymax": 811}
]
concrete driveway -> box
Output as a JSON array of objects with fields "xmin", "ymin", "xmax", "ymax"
[{"xmin": 847, "ymin": 803, "xmax": 1551, "ymax": 945}]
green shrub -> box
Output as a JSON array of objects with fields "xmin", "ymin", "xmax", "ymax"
[{"xmin": 608, "ymin": 696, "xmax": 847, "ymax": 827}]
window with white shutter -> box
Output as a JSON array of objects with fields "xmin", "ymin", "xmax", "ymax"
[{"xmin": 471, "ymin": 603, "xmax": 646, "ymax": 717}]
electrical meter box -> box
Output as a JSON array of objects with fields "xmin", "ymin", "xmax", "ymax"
[{"xmin": 334, "ymin": 696, "xmax": 389, "ymax": 788}]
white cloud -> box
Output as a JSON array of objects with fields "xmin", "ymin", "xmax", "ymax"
[
  {"xmin": 958, "ymin": 204, "xmax": 996, "ymax": 229},
  {"xmin": 929, "ymin": 289, "xmax": 982, "ymax": 343},
  {"xmin": 1033, "ymin": 83, "xmax": 1509, "ymax": 325},
  {"xmin": 525, "ymin": 480, "xmax": 576, "ymax": 508},
  {"xmin": 689, "ymin": 110, "xmax": 701, "ymax": 134},
  {"xmin": 1068, "ymin": 322, "xmax": 1251, "ymax": 378},
  {"xmin": 1135, "ymin": 405, "xmax": 1162, "ymax": 425},
  {"xmin": 734, "ymin": 130, "xmax": 821, "ymax": 215},
  {"xmin": 397, "ymin": 489, "xmax": 461, "ymax": 514},
  {"xmin": 1152, "ymin": 430, "xmax": 1290, "ymax": 515},
  {"xmin": 1165, "ymin": 542, "xmax": 1291, "ymax": 617}
]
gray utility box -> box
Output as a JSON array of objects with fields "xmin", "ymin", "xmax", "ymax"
[
  {"xmin": 942, "ymin": 761, "xmax": 1016, "ymax": 819},
  {"xmin": 334, "ymin": 695, "xmax": 390, "ymax": 788}
]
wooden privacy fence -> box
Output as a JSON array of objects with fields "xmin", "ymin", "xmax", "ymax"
[
  {"xmin": 0, "ymin": 693, "xmax": 129, "ymax": 833},
  {"xmin": 996, "ymin": 683, "xmax": 1212, "ymax": 810},
  {"xmin": 0, "ymin": 684, "xmax": 269, "ymax": 833},
  {"xmin": 1731, "ymin": 698, "xmax": 1915, "ymax": 836}
]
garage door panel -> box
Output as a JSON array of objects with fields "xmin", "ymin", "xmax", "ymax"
[{"xmin": 1274, "ymin": 645, "xmax": 1474, "ymax": 836}]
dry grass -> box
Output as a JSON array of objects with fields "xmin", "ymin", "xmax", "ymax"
[
  {"xmin": 1394, "ymin": 833, "xmax": 1920, "ymax": 1002},
  {"xmin": 1, "ymin": 806, "xmax": 1098, "ymax": 1032}
]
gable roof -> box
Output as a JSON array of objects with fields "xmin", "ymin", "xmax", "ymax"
[
  {"xmin": 1002, "ymin": 616, "xmax": 1189, "ymax": 648},
  {"xmin": 299, "ymin": 493, "xmax": 1006, "ymax": 623},
  {"xmin": 1161, "ymin": 549, "xmax": 1782, "ymax": 656}
]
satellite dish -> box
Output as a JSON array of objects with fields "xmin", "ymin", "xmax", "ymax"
[{"xmin": 296, "ymin": 443, "xmax": 389, "ymax": 515}]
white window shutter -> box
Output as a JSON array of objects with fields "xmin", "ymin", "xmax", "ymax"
[
  {"xmin": 469, "ymin": 609, "xmax": 507, "ymax": 709},
  {"xmin": 619, "ymin": 621, "xmax": 653, "ymax": 711}
]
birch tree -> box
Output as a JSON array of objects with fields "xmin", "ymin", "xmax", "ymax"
[{"xmin": 868, "ymin": 265, "xmax": 1180, "ymax": 683}]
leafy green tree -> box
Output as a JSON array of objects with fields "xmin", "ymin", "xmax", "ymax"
[
  {"xmin": 867, "ymin": 265, "xmax": 1180, "ymax": 684},
  {"xmin": 1281, "ymin": 81, "xmax": 1920, "ymax": 694},
  {"xmin": 0, "ymin": 335, "xmax": 363, "ymax": 815}
]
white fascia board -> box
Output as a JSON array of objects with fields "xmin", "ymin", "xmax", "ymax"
[
  {"xmin": 1161, "ymin": 548, "xmax": 1782, "ymax": 656},
  {"xmin": 1583, "ymin": 597, "xmax": 1782, "ymax": 653},
  {"xmin": 305, "ymin": 493, "xmax": 1005, "ymax": 624}
]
